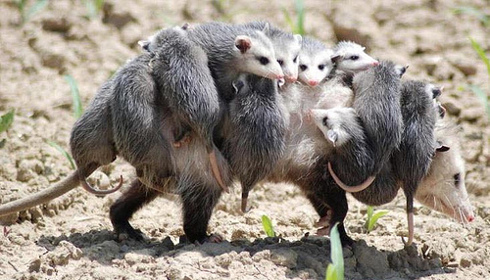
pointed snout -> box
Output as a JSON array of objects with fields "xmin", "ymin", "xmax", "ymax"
[
  {"xmin": 284, "ymin": 75, "xmax": 297, "ymax": 83},
  {"xmin": 467, "ymin": 214, "xmax": 475, "ymax": 222},
  {"xmin": 372, "ymin": 60, "xmax": 379, "ymax": 66},
  {"xmin": 308, "ymin": 80, "xmax": 319, "ymax": 87}
]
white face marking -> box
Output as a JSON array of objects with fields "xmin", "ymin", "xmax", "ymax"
[
  {"xmin": 310, "ymin": 108, "xmax": 357, "ymax": 147},
  {"xmin": 275, "ymin": 37, "xmax": 301, "ymax": 83},
  {"xmin": 333, "ymin": 42, "xmax": 378, "ymax": 73},
  {"xmin": 298, "ymin": 49, "xmax": 335, "ymax": 87},
  {"xmin": 237, "ymin": 32, "xmax": 284, "ymax": 80},
  {"xmin": 415, "ymin": 134, "xmax": 475, "ymax": 223}
]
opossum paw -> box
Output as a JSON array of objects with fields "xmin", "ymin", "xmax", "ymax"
[
  {"xmin": 173, "ymin": 135, "xmax": 192, "ymax": 148},
  {"xmin": 194, "ymin": 234, "xmax": 224, "ymax": 245},
  {"xmin": 114, "ymin": 225, "xmax": 145, "ymax": 242},
  {"xmin": 316, "ymin": 226, "xmax": 331, "ymax": 236},
  {"xmin": 314, "ymin": 210, "xmax": 333, "ymax": 227}
]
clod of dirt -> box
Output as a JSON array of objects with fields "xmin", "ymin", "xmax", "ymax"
[
  {"xmin": 102, "ymin": 2, "xmax": 136, "ymax": 30},
  {"xmin": 42, "ymin": 17, "xmax": 72, "ymax": 33},
  {"xmin": 353, "ymin": 241, "xmax": 391, "ymax": 277}
]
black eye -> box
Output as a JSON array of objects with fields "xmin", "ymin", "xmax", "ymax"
[
  {"xmin": 258, "ymin": 56, "xmax": 269, "ymax": 65},
  {"xmin": 318, "ymin": 64, "xmax": 325, "ymax": 70},
  {"xmin": 322, "ymin": 117, "xmax": 328, "ymax": 126},
  {"xmin": 277, "ymin": 59, "xmax": 284, "ymax": 66},
  {"xmin": 300, "ymin": 64, "xmax": 307, "ymax": 71},
  {"xmin": 453, "ymin": 173, "xmax": 461, "ymax": 187},
  {"xmin": 293, "ymin": 55, "xmax": 298, "ymax": 63},
  {"xmin": 350, "ymin": 55, "xmax": 359, "ymax": 60}
]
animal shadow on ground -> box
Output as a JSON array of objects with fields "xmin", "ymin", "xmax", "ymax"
[{"xmin": 37, "ymin": 230, "xmax": 450, "ymax": 279}]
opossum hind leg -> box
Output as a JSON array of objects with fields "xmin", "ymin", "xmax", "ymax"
[
  {"xmin": 110, "ymin": 179, "xmax": 159, "ymax": 241},
  {"xmin": 180, "ymin": 180, "xmax": 223, "ymax": 244}
]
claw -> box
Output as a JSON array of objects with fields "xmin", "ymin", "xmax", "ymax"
[{"xmin": 81, "ymin": 175, "xmax": 123, "ymax": 195}]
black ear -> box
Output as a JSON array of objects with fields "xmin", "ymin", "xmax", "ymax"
[
  {"xmin": 436, "ymin": 141, "xmax": 450, "ymax": 152},
  {"xmin": 138, "ymin": 40, "xmax": 151, "ymax": 52},
  {"xmin": 181, "ymin": 22, "xmax": 191, "ymax": 30},
  {"xmin": 331, "ymin": 54, "xmax": 343, "ymax": 64},
  {"xmin": 396, "ymin": 64, "xmax": 409, "ymax": 77},
  {"xmin": 232, "ymin": 80, "xmax": 245, "ymax": 93}
]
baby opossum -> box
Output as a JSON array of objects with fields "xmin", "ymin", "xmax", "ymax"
[
  {"xmin": 331, "ymin": 41, "xmax": 379, "ymax": 74},
  {"xmin": 222, "ymin": 74, "xmax": 287, "ymax": 213},
  {"xmin": 144, "ymin": 27, "xmax": 227, "ymax": 191},
  {"xmin": 298, "ymin": 37, "xmax": 335, "ymax": 87},
  {"xmin": 187, "ymin": 22, "xmax": 283, "ymax": 102},
  {"xmin": 391, "ymin": 81, "xmax": 441, "ymax": 245},
  {"xmin": 240, "ymin": 21, "xmax": 302, "ymax": 83}
]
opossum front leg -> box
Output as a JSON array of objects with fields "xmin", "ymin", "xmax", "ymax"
[
  {"xmin": 180, "ymin": 181, "xmax": 223, "ymax": 244},
  {"xmin": 300, "ymin": 176, "xmax": 354, "ymax": 246},
  {"xmin": 110, "ymin": 179, "xmax": 159, "ymax": 241}
]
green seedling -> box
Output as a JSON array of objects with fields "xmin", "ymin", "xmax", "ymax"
[
  {"xmin": 325, "ymin": 223, "xmax": 344, "ymax": 280},
  {"xmin": 0, "ymin": 109, "xmax": 15, "ymax": 148},
  {"xmin": 14, "ymin": 0, "xmax": 48, "ymax": 25},
  {"xmin": 64, "ymin": 74, "xmax": 83, "ymax": 119},
  {"xmin": 83, "ymin": 0, "xmax": 105, "ymax": 19},
  {"xmin": 453, "ymin": 6, "xmax": 490, "ymax": 27},
  {"xmin": 469, "ymin": 37, "xmax": 490, "ymax": 118},
  {"xmin": 261, "ymin": 215, "xmax": 276, "ymax": 237},
  {"xmin": 47, "ymin": 140, "xmax": 76, "ymax": 170},
  {"xmin": 282, "ymin": 0, "xmax": 305, "ymax": 35},
  {"xmin": 365, "ymin": 205, "xmax": 389, "ymax": 232}
]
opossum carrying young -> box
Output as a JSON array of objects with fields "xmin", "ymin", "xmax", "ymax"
[{"xmin": 222, "ymin": 74, "xmax": 287, "ymax": 213}]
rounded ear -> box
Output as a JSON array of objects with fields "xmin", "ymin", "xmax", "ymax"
[
  {"xmin": 327, "ymin": 130, "xmax": 338, "ymax": 147},
  {"xmin": 232, "ymin": 79, "xmax": 245, "ymax": 93},
  {"xmin": 181, "ymin": 22, "xmax": 191, "ymax": 30},
  {"xmin": 138, "ymin": 40, "xmax": 151, "ymax": 52},
  {"xmin": 294, "ymin": 34, "xmax": 303, "ymax": 45},
  {"xmin": 331, "ymin": 54, "xmax": 344, "ymax": 64},
  {"xmin": 396, "ymin": 64, "xmax": 409, "ymax": 77},
  {"xmin": 435, "ymin": 141, "xmax": 450, "ymax": 152},
  {"xmin": 235, "ymin": 35, "xmax": 252, "ymax": 54},
  {"xmin": 262, "ymin": 22, "xmax": 270, "ymax": 33}
]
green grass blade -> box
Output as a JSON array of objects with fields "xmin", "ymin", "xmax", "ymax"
[
  {"xmin": 282, "ymin": 7, "xmax": 295, "ymax": 33},
  {"xmin": 326, "ymin": 264, "xmax": 338, "ymax": 280},
  {"xmin": 64, "ymin": 74, "xmax": 83, "ymax": 119},
  {"xmin": 469, "ymin": 37, "xmax": 490, "ymax": 78},
  {"xmin": 0, "ymin": 109, "xmax": 15, "ymax": 133},
  {"xmin": 329, "ymin": 223, "xmax": 344, "ymax": 280},
  {"xmin": 294, "ymin": 0, "xmax": 305, "ymax": 35},
  {"xmin": 365, "ymin": 205, "xmax": 373, "ymax": 230},
  {"xmin": 26, "ymin": 0, "xmax": 48, "ymax": 22},
  {"xmin": 84, "ymin": 0, "xmax": 97, "ymax": 19},
  {"xmin": 47, "ymin": 140, "xmax": 76, "ymax": 170},
  {"xmin": 368, "ymin": 210, "xmax": 389, "ymax": 232},
  {"xmin": 261, "ymin": 215, "xmax": 276, "ymax": 237}
]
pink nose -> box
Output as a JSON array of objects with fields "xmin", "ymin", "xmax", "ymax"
[
  {"xmin": 467, "ymin": 215, "xmax": 475, "ymax": 222},
  {"xmin": 372, "ymin": 61, "xmax": 379, "ymax": 66},
  {"xmin": 285, "ymin": 76, "xmax": 297, "ymax": 83},
  {"xmin": 276, "ymin": 74, "xmax": 284, "ymax": 80},
  {"xmin": 308, "ymin": 80, "xmax": 319, "ymax": 87}
]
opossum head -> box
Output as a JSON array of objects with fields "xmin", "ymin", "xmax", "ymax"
[
  {"xmin": 415, "ymin": 123, "xmax": 475, "ymax": 223},
  {"xmin": 298, "ymin": 39, "xmax": 335, "ymax": 87},
  {"xmin": 331, "ymin": 41, "xmax": 379, "ymax": 73},
  {"xmin": 234, "ymin": 26, "xmax": 284, "ymax": 80},
  {"xmin": 270, "ymin": 34, "xmax": 302, "ymax": 83},
  {"xmin": 309, "ymin": 107, "xmax": 363, "ymax": 148},
  {"xmin": 138, "ymin": 26, "xmax": 187, "ymax": 52}
]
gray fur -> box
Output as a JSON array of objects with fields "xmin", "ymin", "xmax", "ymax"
[
  {"xmin": 149, "ymin": 27, "xmax": 221, "ymax": 151},
  {"xmin": 351, "ymin": 60, "xmax": 404, "ymax": 175},
  {"xmin": 187, "ymin": 22, "xmax": 281, "ymax": 101},
  {"xmin": 222, "ymin": 74, "xmax": 287, "ymax": 211}
]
